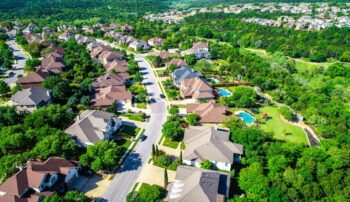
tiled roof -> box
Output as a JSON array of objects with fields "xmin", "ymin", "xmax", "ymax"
[{"xmin": 186, "ymin": 103, "xmax": 228, "ymax": 123}]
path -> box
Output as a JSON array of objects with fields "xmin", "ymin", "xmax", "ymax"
[
  {"xmin": 2, "ymin": 40, "xmax": 27, "ymax": 86},
  {"xmin": 98, "ymin": 40, "xmax": 168, "ymax": 202}
]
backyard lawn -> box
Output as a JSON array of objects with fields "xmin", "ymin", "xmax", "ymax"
[
  {"xmin": 163, "ymin": 137, "xmax": 180, "ymax": 149},
  {"xmin": 253, "ymin": 106, "xmax": 308, "ymax": 145}
]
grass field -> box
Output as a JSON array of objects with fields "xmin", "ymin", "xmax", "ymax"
[
  {"xmin": 163, "ymin": 137, "xmax": 180, "ymax": 149},
  {"xmin": 253, "ymin": 106, "xmax": 308, "ymax": 145},
  {"xmin": 137, "ymin": 102, "xmax": 147, "ymax": 109}
]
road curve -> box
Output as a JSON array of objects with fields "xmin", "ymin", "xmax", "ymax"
[{"xmin": 101, "ymin": 53, "xmax": 168, "ymax": 202}]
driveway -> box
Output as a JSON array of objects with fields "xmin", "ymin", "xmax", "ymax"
[
  {"xmin": 2, "ymin": 40, "xmax": 27, "ymax": 86},
  {"xmin": 101, "ymin": 45, "xmax": 168, "ymax": 201}
]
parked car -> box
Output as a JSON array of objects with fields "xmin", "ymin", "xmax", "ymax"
[
  {"xmin": 8, "ymin": 71, "xmax": 15, "ymax": 77},
  {"xmin": 140, "ymin": 135, "xmax": 147, "ymax": 142}
]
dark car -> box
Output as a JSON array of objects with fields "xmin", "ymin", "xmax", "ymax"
[
  {"xmin": 8, "ymin": 72, "xmax": 15, "ymax": 77},
  {"xmin": 160, "ymin": 94, "xmax": 166, "ymax": 99},
  {"xmin": 140, "ymin": 135, "xmax": 147, "ymax": 142}
]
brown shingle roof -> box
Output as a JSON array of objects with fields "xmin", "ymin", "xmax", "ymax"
[
  {"xmin": 92, "ymin": 73, "xmax": 129, "ymax": 88},
  {"xmin": 18, "ymin": 69, "xmax": 48, "ymax": 84},
  {"xmin": 105, "ymin": 60, "xmax": 128, "ymax": 73},
  {"xmin": 180, "ymin": 77, "xmax": 213, "ymax": 99},
  {"xmin": 165, "ymin": 58, "xmax": 188, "ymax": 68},
  {"xmin": 186, "ymin": 103, "xmax": 228, "ymax": 123},
  {"xmin": 0, "ymin": 157, "xmax": 80, "ymax": 201},
  {"xmin": 98, "ymin": 51, "xmax": 123, "ymax": 61},
  {"xmin": 193, "ymin": 41, "xmax": 209, "ymax": 49},
  {"xmin": 90, "ymin": 46, "xmax": 112, "ymax": 58},
  {"xmin": 90, "ymin": 86, "xmax": 132, "ymax": 107}
]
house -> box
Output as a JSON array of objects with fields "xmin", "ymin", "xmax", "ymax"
[
  {"xmin": 18, "ymin": 69, "xmax": 49, "ymax": 89},
  {"xmin": 87, "ymin": 42, "xmax": 104, "ymax": 51},
  {"xmin": 172, "ymin": 67, "xmax": 202, "ymax": 86},
  {"xmin": 92, "ymin": 73, "xmax": 129, "ymax": 88},
  {"xmin": 0, "ymin": 157, "xmax": 80, "ymax": 202},
  {"xmin": 182, "ymin": 42, "xmax": 211, "ymax": 60},
  {"xmin": 128, "ymin": 41, "xmax": 149, "ymax": 51},
  {"xmin": 121, "ymin": 24, "xmax": 134, "ymax": 32},
  {"xmin": 22, "ymin": 23, "xmax": 38, "ymax": 34},
  {"xmin": 57, "ymin": 25, "xmax": 68, "ymax": 32},
  {"xmin": 90, "ymin": 45, "xmax": 113, "ymax": 58},
  {"xmin": 165, "ymin": 59, "xmax": 188, "ymax": 68},
  {"xmin": 105, "ymin": 60, "xmax": 128, "ymax": 73},
  {"xmin": 98, "ymin": 51, "xmax": 123, "ymax": 64},
  {"xmin": 11, "ymin": 87, "xmax": 52, "ymax": 114},
  {"xmin": 148, "ymin": 37, "xmax": 164, "ymax": 48},
  {"xmin": 7, "ymin": 30, "xmax": 18, "ymax": 39},
  {"xmin": 65, "ymin": 110, "xmax": 122, "ymax": 147},
  {"xmin": 186, "ymin": 103, "xmax": 229, "ymax": 123},
  {"xmin": 166, "ymin": 165, "xmax": 230, "ymax": 202},
  {"xmin": 75, "ymin": 34, "xmax": 95, "ymax": 44},
  {"xmin": 90, "ymin": 86, "xmax": 132, "ymax": 109},
  {"xmin": 182, "ymin": 126, "xmax": 244, "ymax": 171},
  {"xmin": 180, "ymin": 77, "xmax": 214, "ymax": 101},
  {"xmin": 155, "ymin": 51, "xmax": 174, "ymax": 59},
  {"xmin": 40, "ymin": 52, "xmax": 66, "ymax": 75},
  {"xmin": 58, "ymin": 31, "xmax": 74, "ymax": 41}
]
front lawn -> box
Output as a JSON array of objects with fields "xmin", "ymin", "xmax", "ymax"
[
  {"xmin": 253, "ymin": 106, "xmax": 308, "ymax": 145},
  {"xmin": 163, "ymin": 137, "xmax": 180, "ymax": 149},
  {"xmin": 137, "ymin": 102, "xmax": 147, "ymax": 109},
  {"xmin": 119, "ymin": 113, "xmax": 145, "ymax": 122},
  {"xmin": 122, "ymin": 125, "xmax": 141, "ymax": 137}
]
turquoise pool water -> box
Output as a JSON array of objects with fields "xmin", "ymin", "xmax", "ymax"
[
  {"xmin": 218, "ymin": 89, "xmax": 231, "ymax": 97},
  {"xmin": 239, "ymin": 112, "xmax": 255, "ymax": 124}
]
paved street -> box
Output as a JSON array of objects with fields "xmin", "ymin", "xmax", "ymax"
[
  {"xmin": 2, "ymin": 40, "xmax": 27, "ymax": 86},
  {"xmin": 101, "ymin": 51, "xmax": 168, "ymax": 201}
]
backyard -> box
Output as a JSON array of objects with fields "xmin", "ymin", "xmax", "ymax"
[{"xmin": 253, "ymin": 106, "xmax": 308, "ymax": 145}]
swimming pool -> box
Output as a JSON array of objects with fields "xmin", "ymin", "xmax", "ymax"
[
  {"xmin": 218, "ymin": 89, "xmax": 232, "ymax": 97},
  {"xmin": 238, "ymin": 112, "xmax": 255, "ymax": 124}
]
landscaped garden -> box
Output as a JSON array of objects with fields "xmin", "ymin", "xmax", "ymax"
[{"xmin": 114, "ymin": 125, "xmax": 141, "ymax": 149}]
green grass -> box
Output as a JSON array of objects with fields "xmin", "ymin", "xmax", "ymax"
[
  {"xmin": 122, "ymin": 125, "xmax": 141, "ymax": 137},
  {"xmin": 174, "ymin": 104, "xmax": 186, "ymax": 108},
  {"xmin": 119, "ymin": 113, "xmax": 145, "ymax": 122},
  {"xmin": 158, "ymin": 134, "xmax": 165, "ymax": 145},
  {"xmin": 253, "ymin": 106, "xmax": 308, "ymax": 145},
  {"xmin": 137, "ymin": 102, "xmax": 147, "ymax": 109},
  {"xmin": 131, "ymin": 182, "xmax": 139, "ymax": 192},
  {"xmin": 116, "ymin": 138, "xmax": 132, "ymax": 149},
  {"xmin": 157, "ymin": 82, "xmax": 166, "ymax": 95},
  {"xmin": 163, "ymin": 137, "xmax": 180, "ymax": 149}
]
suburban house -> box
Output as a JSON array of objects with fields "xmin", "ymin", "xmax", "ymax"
[
  {"xmin": 98, "ymin": 51, "xmax": 124, "ymax": 64},
  {"xmin": 148, "ymin": 37, "xmax": 164, "ymax": 48},
  {"xmin": 74, "ymin": 34, "xmax": 95, "ymax": 44},
  {"xmin": 165, "ymin": 59, "xmax": 188, "ymax": 68},
  {"xmin": 166, "ymin": 165, "xmax": 231, "ymax": 202},
  {"xmin": 22, "ymin": 23, "xmax": 38, "ymax": 34},
  {"xmin": 39, "ymin": 52, "xmax": 66, "ymax": 75},
  {"xmin": 121, "ymin": 24, "xmax": 134, "ymax": 32},
  {"xmin": 11, "ymin": 87, "xmax": 52, "ymax": 114},
  {"xmin": 0, "ymin": 157, "xmax": 80, "ymax": 202},
  {"xmin": 172, "ymin": 67, "xmax": 202, "ymax": 86},
  {"xmin": 105, "ymin": 60, "xmax": 129, "ymax": 73},
  {"xmin": 180, "ymin": 77, "xmax": 214, "ymax": 101},
  {"xmin": 90, "ymin": 86, "xmax": 132, "ymax": 109},
  {"xmin": 90, "ymin": 45, "xmax": 113, "ymax": 58},
  {"xmin": 182, "ymin": 126, "xmax": 244, "ymax": 171},
  {"xmin": 65, "ymin": 110, "xmax": 122, "ymax": 147},
  {"xmin": 129, "ymin": 40, "xmax": 151, "ymax": 51},
  {"xmin": 58, "ymin": 31, "xmax": 74, "ymax": 41},
  {"xmin": 155, "ymin": 51, "xmax": 174, "ymax": 59},
  {"xmin": 181, "ymin": 41, "xmax": 211, "ymax": 60},
  {"xmin": 18, "ymin": 69, "xmax": 49, "ymax": 89},
  {"xmin": 92, "ymin": 73, "xmax": 129, "ymax": 88},
  {"xmin": 186, "ymin": 103, "xmax": 229, "ymax": 123}
]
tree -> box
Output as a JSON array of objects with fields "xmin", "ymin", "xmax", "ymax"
[
  {"xmin": 0, "ymin": 106, "xmax": 22, "ymax": 127},
  {"xmin": 238, "ymin": 162, "xmax": 269, "ymax": 199},
  {"xmin": 44, "ymin": 191, "xmax": 91, "ymax": 202},
  {"xmin": 42, "ymin": 76, "xmax": 63, "ymax": 89},
  {"xmin": 339, "ymin": 51, "xmax": 350, "ymax": 62},
  {"xmin": 164, "ymin": 168, "xmax": 168, "ymax": 188},
  {"xmin": 185, "ymin": 54, "xmax": 196, "ymax": 66},
  {"xmin": 128, "ymin": 64, "xmax": 140, "ymax": 75},
  {"xmin": 179, "ymin": 151, "xmax": 183, "ymax": 164},
  {"xmin": 168, "ymin": 63, "xmax": 177, "ymax": 72},
  {"xmin": 162, "ymin": 120, "xmax": 183, "ymax": 140},
  {"xmin": 24, "ymin": 58, "xmax": 41, "ymax": 72},
  {"xmin": 138, "ymin": 183, "xmax": 165, "ymax": 202},
  {"xmin": 186, "ymin": 114, "xmax": 199, "ymax": 125},
  {"xmin": 280, "ymin": 106, "xmax": 295, "ymax": 121},
  {"xmin": 23, "ymin": 104, "xmax": 74, "ymax": 129},
  {"xmin": 79, "ymin": 141, "xmax": 123, "ymax": 172},
  {"xmin": 52, "ymin": 81, "xmax": 72, "ymax": 100},
  {"xmin": 137, "ymin": 92, "xmax": 147, "ymax": 103},
  {"xmin": 136, "ymin": 46, "xmax": 142, "ymax": 52},
  {"xmin": 133, "ymin": 73, "xmax": 143, "ymax": 82},
  {"xmin": 200, "ymin": 160, "xmax": 213, "ymax": 170},
  {"xmin": 152, "ymin": 144, "xmax": 156, "ymax": 158},
  {"xmin": 167, "ymin": 89, "xmax": 178, "ymax": 99},
  {"xmin": 0, "ymin": 80, "xmax": 10, "ymax": 96},
  {"xmin": 169, "ymin": 106, "xmax": 179, "ymax": 115},
  {"xmin": 310, "ymin": 52, "xmax": 326, "ymax": 62},
  {"xmin": 156, "ymin": 154, "xmax": 171, "ymax": 168},
  {"xmin": 106, "ymin": 103, "xmax": 118, "ymax": 114}
]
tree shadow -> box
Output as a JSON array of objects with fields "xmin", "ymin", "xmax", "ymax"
[{"xmin": 118, "ymin": 152, "xmax": 142, "ymax": 173}]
